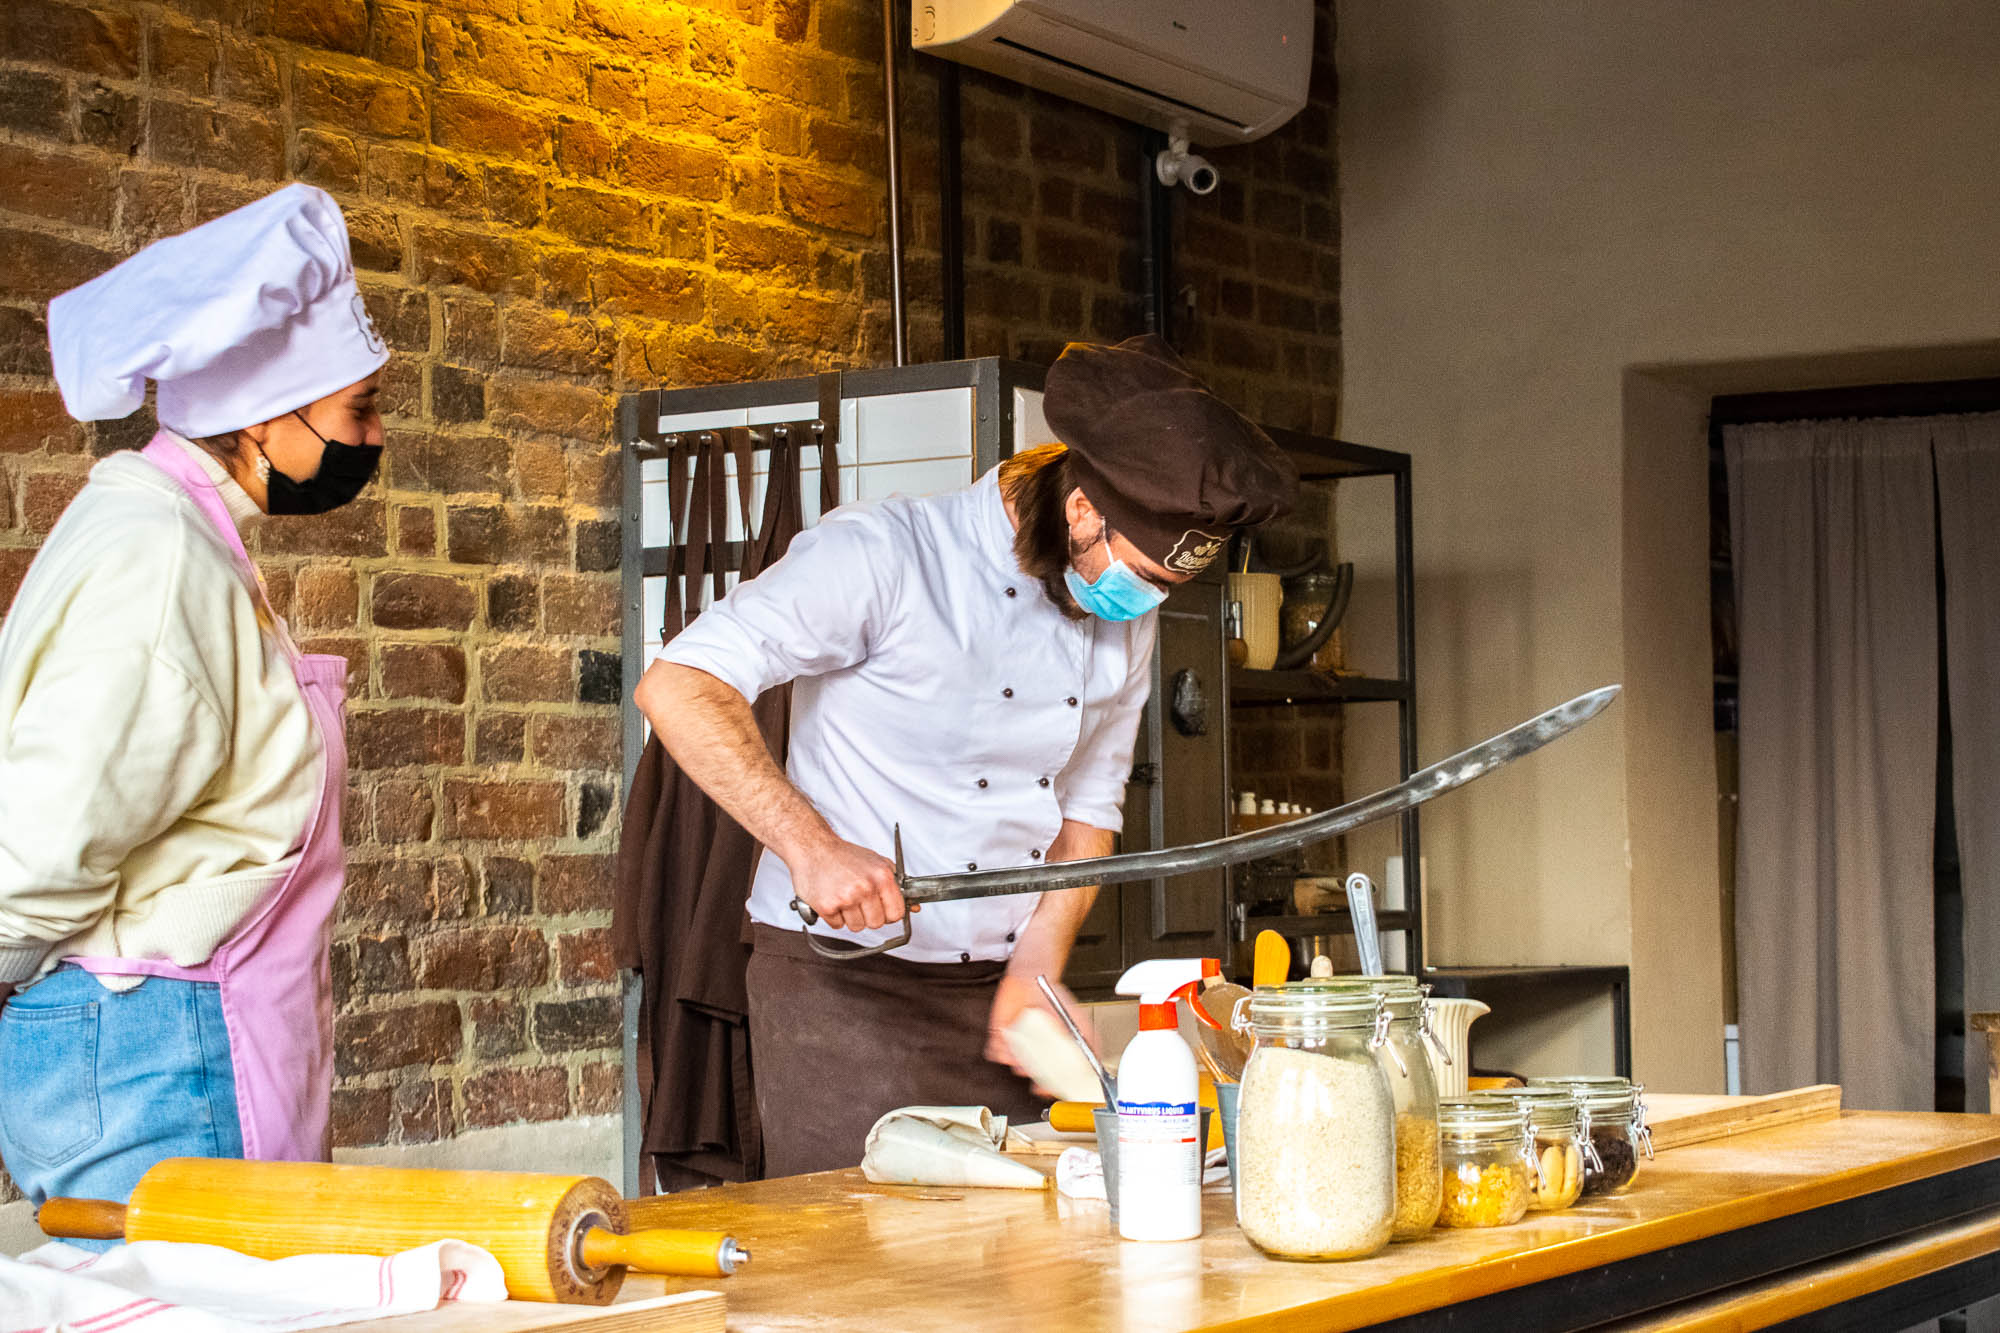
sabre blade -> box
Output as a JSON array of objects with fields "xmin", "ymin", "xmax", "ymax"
[{"xmin": 897, "ymin": 683, "xmax": 1619, "ymax": 905}]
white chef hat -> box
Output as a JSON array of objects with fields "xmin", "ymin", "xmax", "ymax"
[{"xmin": 47, "ymin": 183, "xmax": 389, "ymax": 439}]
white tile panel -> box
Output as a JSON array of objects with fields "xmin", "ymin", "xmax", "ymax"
[
  {"xmin": 655, "ymin": 406, "xmax": 747, "ymax": 434},
  {"xmin": 855, "ymin": 387, "xmax": 974, "ymax": 464},
  {"xmin": 1014, "ymin": 385, "xmax": 1052, "ymax": 451},
  {"xmin": 744, "ymin": 399, "xmax": 818, "ymax": 426},
  {"xmin": 855, "ymin": 455, "xmax": 972, "ymax": 501}
]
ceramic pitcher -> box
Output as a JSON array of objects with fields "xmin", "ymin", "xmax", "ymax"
[{"xmin": 1424, "ymin": 997, "xmax": 1490, "ymax": 1097}]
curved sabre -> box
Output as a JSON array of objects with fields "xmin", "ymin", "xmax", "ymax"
[{"xmin": 792, "ymin": 684, "xmax": 1619, "ymax": 959}]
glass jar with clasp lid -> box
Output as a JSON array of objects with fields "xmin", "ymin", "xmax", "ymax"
[
  {"xmin": 1295, "ymin": 976, "xmax": 1445, "ymax": 1237},
  {"xmin": 1435, "ymin": 1096, "xmax": 1538, "ymax": 1228},
  {"xmin": 1232, "ymin": 987, "xmax": 1397, "ymax": 1260},
  {"xmin": 1526, "ymin": 1076, "xmax": 1653, "ymax": 1196},
  {"xmin": 1473, "ymin": 1087, "xmax": 1599, "ymax": 1211}
]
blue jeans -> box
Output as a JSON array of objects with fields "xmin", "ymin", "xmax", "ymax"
[{"xmin": 0, "ymin": 966, "xmax": 242, "ymax": 1245}]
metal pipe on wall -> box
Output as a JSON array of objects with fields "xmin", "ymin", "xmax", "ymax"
[
  {"xmin": 936, "ymin": 58, "xmax": 965, "ymax": 361},
  {"xmin": 1138, "ymin": 128, "xmax": 1173, "ymax": 343},
  {"xmin": 881, "ymin": 0, "xmax": 909, "ymax": 367}
]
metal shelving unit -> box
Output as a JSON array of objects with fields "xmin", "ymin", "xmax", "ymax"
[{"xmin": 1224, "ymin": 432, "xmax": 1425, "ymax": 977}]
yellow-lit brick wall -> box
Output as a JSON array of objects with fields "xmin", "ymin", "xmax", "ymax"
[{"xmin": 0, "ymin": 0, "xmax": 1338, "ymax": 1189}]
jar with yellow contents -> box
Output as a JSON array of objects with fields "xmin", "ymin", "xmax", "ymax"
[
  {"xmin": 1435, "ymin": 1097, "xmax": 1538, "ymax": 1228},
  {"xmin": 1473, "ymin": 1088, "xmax": 1597, "ymax": 1211}
]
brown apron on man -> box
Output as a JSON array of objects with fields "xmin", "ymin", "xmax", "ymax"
[
  {"xmin": 613, "ymin": 429, "xmax": 825, "ymax": 1192},
  {"xmin": 745, "ymin": 924, "xmax": 1041, "ymax": 1178}
]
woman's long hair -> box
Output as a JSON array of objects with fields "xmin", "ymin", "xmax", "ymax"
[{"xmin": 997, "ymin": 443, "xmax": 1084, "ymax": 619}]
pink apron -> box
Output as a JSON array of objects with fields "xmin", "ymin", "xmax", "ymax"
[{"xmin": 70, "ymin": 433, "xmax": 348, "ymax": 1162}]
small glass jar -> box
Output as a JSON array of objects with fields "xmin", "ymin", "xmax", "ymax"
[
  {"xmin": 1233, "ymin": 988, "xmax": 1397, "ymax": 1260},
  {"xmin": 1474, "ymin": 1088, "xmax": 1597, "ymax": 1211},
  {"xmin": 1527, "ymin": 1076, "xmax": 1653, "ymax": 1196},
  {"xmin": 1299, "ymin": 976, "xmax": 1442, "ymax": 1238},
  {"xmin": 1435, "ymin": 1097, "xmax": 1536, "ymax": 1228},
  {"xmin": 1280, "ymin": 571, "xmax": 1344, "ymax": 671}
]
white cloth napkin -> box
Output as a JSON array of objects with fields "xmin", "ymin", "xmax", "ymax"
[
  {"xmin": 1054, "ymin": 1146, "xmax": 1233, "ymax": 1202},
  {"xmin": 0, "ymin": 1238, "xmax": 507, "ymax": 1333},
  {"xmin": 1054, "ymin": 1146, "xmax": 1107, "ymax": 1201}
]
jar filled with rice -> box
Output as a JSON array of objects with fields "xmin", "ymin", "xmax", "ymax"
[{"xmin": 1233, "ymin": 987, "xmax": 1397, "ymax": 1260}]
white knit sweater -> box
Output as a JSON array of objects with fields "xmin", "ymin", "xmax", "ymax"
[{"xmin": 0, "ymin": 433, "xmax": 324, "ymax": 986}]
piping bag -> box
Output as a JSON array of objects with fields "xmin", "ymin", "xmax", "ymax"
[{"xmin": 859, "ymin": 1107, "xmax": 1047, "ymax": 1190}]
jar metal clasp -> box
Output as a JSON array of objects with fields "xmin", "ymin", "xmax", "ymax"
[
  {"xmin": 1368, "ymin": 995, "xmax": 1408, "ymax": 1076},
  {"xmin": 1521, "ymin": 1124, "xmax": 1546, "ymax": 1192},
  {"xmin": 1575, "ymin": 1099, "xmax": 1605, "ymax": 1173},
  {"xmin": 1632, "ymin": 1083, "xmax": 1655, "ymax": 1159},
  {"xmin": 1416, "ymin": 990, "xmax": 1453, "ymax": 1068}
]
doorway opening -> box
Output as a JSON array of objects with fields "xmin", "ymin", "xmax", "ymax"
[{"xmin": 1709, "ymin": 376, "xmax": 2000, "ymax": 1113}]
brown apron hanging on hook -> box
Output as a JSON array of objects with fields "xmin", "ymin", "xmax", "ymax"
[{"xmin": 612, "ymin": 421, "xmax": 836, "ymax": 1192}]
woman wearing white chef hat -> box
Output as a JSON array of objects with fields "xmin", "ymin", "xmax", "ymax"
[{"xmin": 0, "ymin": 183, "xmax": 387, "ymax": 1216}]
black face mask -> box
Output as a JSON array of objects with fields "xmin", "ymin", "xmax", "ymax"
[{"xmin": 259, "ymin": 411, "xmax": 383, "ymax": 516}]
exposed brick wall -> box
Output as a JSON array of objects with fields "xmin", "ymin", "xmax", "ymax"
[{"xmin": 0, "ymin": 0, "xmax": 1338, "ymax": 1188}]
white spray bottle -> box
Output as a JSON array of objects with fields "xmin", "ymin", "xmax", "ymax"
[{"xmin": 1112, "ymin": 957, "xmax": 1214, "ymax": 1241}]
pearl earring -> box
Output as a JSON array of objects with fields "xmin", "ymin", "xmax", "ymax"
[{"xmin": 255, "ymin": 453, "xmax": 271, "ymax": 482}]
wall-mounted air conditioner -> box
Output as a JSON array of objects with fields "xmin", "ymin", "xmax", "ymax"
[{"xmin": 914, "ymin": 0, "xmax": 1313, "ymax": 146}]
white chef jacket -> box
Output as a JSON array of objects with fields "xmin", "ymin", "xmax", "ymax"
[{"xmin": 662, "ymin": 469, "xmax": 1156, "ymax": 962}]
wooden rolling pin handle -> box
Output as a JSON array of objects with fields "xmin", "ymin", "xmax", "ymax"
[
  {"xmin": 1045, "ymin": 1101, "xmax": 1103, "ymax": 1134},
  {"xmin": 38, "ymin": 1198, "xmax": 128, "ymax": 1241},
  {"xmin": 578, "ymin": 1226, "xmax": 748, "ymax": 1278}
]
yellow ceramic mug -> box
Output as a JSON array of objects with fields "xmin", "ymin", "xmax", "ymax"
[{"xmin": 1227, "ymin": 572, "xmax": 1282, "ymax": 670}]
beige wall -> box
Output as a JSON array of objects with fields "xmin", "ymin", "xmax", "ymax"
[{"xmin": 1336, "ymin": 0, "xmax": 2000, "ymax": 1088}]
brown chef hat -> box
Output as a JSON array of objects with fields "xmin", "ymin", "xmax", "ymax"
[{"xmin": 1044, "ymin": 334, "xmax": 1298, "ymax": 576}]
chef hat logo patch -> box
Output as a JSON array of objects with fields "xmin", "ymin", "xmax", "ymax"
[
  {"xmin": 1165, "ymin": 531, "xmax": 1226, "ymax": 574},
  {"xmin": 351, "ymin": 292, "xmax": 385, "ymax": 356}
]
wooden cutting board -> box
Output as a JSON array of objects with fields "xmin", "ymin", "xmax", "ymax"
[
  {"xmin": 337, "ymin": 1289, "xmax": 723, "ymax": 1332},
  {"xmin": 1646, "ymin": 1085, "xmax": 1842, "ymax": 1152}
]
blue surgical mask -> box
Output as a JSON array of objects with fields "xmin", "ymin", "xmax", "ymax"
[{"xmin": 1064, "ymin": 530, "xmax": 1167, "ymax": 622}]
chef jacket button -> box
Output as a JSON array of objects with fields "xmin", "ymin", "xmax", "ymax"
[
  {"xmin": 1005, "ymin": 932, "xmax": 1016, "ymax": 943},
  {"xmin": 1030, "ymin": 849, "xmax": 1042, "ymax": 860},
  {"xmin": 960, "ymin": 952, "xmax": 972, "ymax": 963},
  {"xmin": 1066, "ymin": 696, "xmax": 1078, "ymax": 707},
  {"xmin": 977, "ymin": 778, "xmax": 989, "ymax": 789},
  {"xmin": 967, "ymin": 862, "xmax": 978, "ymax": 871},
  {"xmin": 1038, "ymin": 777, "xmax": 1050, "ymax": 788},
  {"xmin": 1005, "ymin": 587, "xmax": 1017, "ymax": 597},
  {"xmin": 1002, "ymin": 687, "xmax": 1013, "ymax": 698}
]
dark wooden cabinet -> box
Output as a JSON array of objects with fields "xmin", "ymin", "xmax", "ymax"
[{"xmin": 1065, "ymin": 572, "xmax": 1233, "ymax": 994}]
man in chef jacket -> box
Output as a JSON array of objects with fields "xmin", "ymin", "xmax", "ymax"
[{"xmin": 634, "ymin": 334, "xmax": 1296, "ymax": 1175}]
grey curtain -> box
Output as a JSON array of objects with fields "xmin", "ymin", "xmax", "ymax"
[
  {"xmin": 1728, "ymin": 419, "xmax": 1939, "ymax": 1112},
  {"xmin": 1935, "ymin": 416, "xmax": 2000, "ymax": 1113}
]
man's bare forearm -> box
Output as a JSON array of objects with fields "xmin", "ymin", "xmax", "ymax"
[
  {"xmin": 1004, "ymin": 820, "xmax": 1112, "ymax": 982},
  {"xmin": 633, "ymin": 663, "xmax": 834, "ymax": 864},
  {"xmin": 634, "ymin": 662, "xmax": 909, "ymax": 932}
]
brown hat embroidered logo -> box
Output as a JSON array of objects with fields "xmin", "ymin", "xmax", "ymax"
[{"xmin": 1165, "ymin": 530, "xmax": 1226, "ymax": 574}]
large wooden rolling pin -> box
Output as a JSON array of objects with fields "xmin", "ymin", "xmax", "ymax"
[{"xmin": 37, "ymin": 1158, "xmax": 748, "ymax": 1305}]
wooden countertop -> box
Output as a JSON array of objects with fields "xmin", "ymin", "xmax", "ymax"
[{"xmin": 616, "ymin": 1111, "xmax": 2000, "ymax": 1332}]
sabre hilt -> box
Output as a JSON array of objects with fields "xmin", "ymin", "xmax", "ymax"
[{"xmin": 791, "ymin": 825, "xmax": 915, "ymax": 961}]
